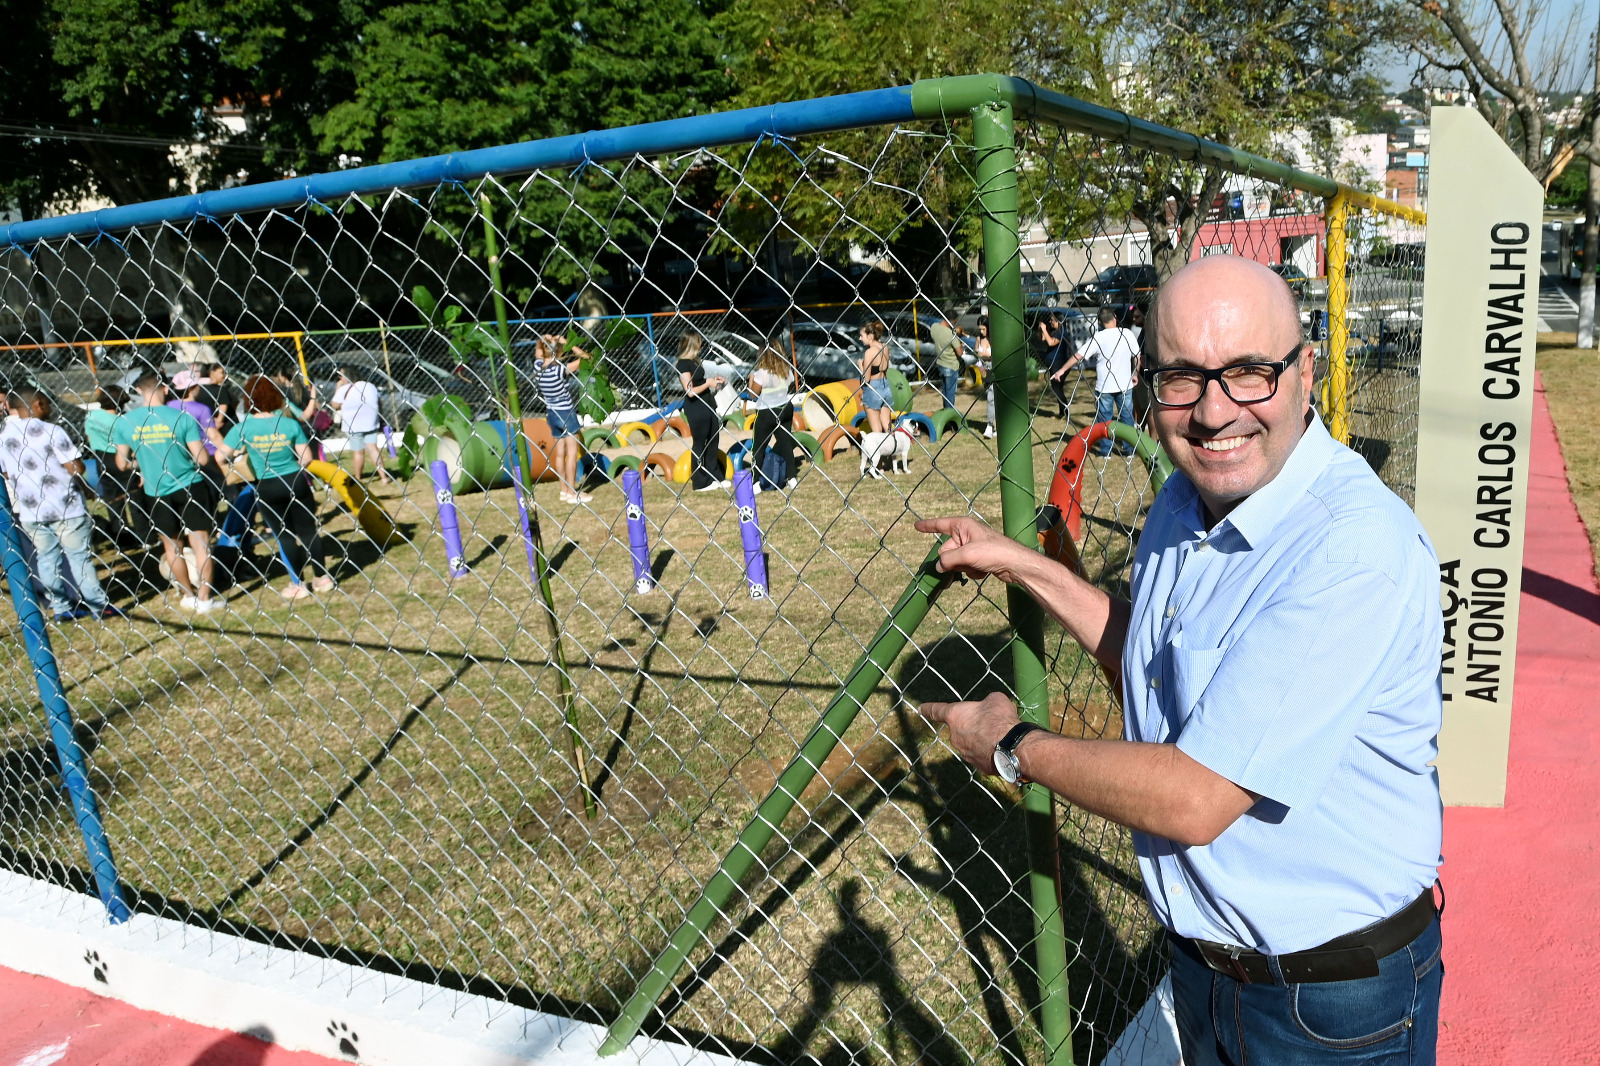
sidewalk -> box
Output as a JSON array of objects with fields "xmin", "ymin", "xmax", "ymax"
[
  {"xmin": 1438, "ymin": 372, "xmax": 1600, "ymax": 1064},
  {"xmin": 0, "ymin": 965, "xmax": 343, "ymax": 1066}
]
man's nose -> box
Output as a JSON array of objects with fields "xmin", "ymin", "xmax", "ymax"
[{"xmin": 1191, "ymin": 376, "xmax": 1241, "ymax": 429}]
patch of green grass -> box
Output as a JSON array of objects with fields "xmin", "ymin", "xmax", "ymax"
[{"xmin": 1537, "ymin": 334, "xmax": 1600, "ymax": 579}]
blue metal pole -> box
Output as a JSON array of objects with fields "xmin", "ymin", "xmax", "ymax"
[
  {"xmin": 0, "ymin": 480, "xmax": 130, "ymax": 922},
  {"xmin": 646, "ymin": 314, "xmax": 661, "ymax": 410}
]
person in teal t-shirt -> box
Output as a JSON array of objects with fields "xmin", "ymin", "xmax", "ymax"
[
  {"xmin": 112, "ymin": 369, "xmax": 227, "ymax": 614},
  {"xmin": 227, "ymin": 375, "xmax": 333, "ymax": 601},
  {"xmin": 224, "ymin": 411, "xmax": 308, "ymax": 480},
  {"xmin": 84, "ymin": 385, "xmax": 134, "ymax": 545}
]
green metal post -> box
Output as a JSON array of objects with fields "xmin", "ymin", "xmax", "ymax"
[
  {"xmin": 973, "ymin": 99, "xmax": 1077, "ymax": 1066},
  {"xmin": 599, "ymin": 542, "xmax": 952, "ymax": 1056},
  {"xmin": 481, "ymin": 195, "xmax": 596, "ymax": 818}
]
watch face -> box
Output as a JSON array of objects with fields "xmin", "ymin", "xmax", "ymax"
[{"xmin": 994, "ymin": 745, "xmax": 1020, "ymax": 784}]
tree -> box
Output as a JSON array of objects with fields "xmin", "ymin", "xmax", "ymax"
[
  {"xmin": 1411, "ymin": 1, "xmax": 1594, "ymax": 181},
  {"xmin": 1105, "ymin": 0, "xmax": 1423, "ymax": 279},
  {"xmin": 1412, "ymin": 1, "xmax": 1600, "ymax": 346},
  {"xmin": 712, "ymin": 0, "xmax": 1107, "ymax": 297}
]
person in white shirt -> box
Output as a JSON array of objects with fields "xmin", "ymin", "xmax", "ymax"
[
  {"xmin": 0, "ymin": 388, "xmax": 114, "ymax": 620},
  {"xmin": 1055, "ymin": 306, "xmax": 1141, "ymax": 455},
  {"xmin": 747, "ymin": 344, "xmax": 798, "ymax": 491},
  {"xmin": 331, "ymin": 367, "xmax": 392, "ymax": 485}
]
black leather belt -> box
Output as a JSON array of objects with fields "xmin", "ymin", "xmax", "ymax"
[{"xmin": 1170, "ymin": 887, "xmax": 1438, "ymax": 984}]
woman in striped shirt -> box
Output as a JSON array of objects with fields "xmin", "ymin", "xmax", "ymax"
[{"xmin": 538, "ymin": 333, "xmax": 591, "ymax": 504}]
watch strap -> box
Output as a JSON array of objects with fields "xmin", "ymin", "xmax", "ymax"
[{"xmin": 996, "ymin": 722, "xmax": 1045, "ymax": 758}]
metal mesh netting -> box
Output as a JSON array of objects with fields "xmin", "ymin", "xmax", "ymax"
[{"xmin": 0, "ymin": 96, "xmax": 1422, "ymax": 1065}]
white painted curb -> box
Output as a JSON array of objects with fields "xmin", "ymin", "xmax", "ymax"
[
  {"xmin": 0, "ymin": 869, "xmax": 744, "ymax": 1066},
  {"xmin": 1102, "ymin": 975, "xmax": 1182, "ymax": 1066}
]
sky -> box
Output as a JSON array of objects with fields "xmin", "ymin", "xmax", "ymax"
[{"xmin": 1380, "ymin": 0, "xmax": 1596, "ymax": 93}]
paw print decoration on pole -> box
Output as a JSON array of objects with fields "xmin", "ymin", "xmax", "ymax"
[{"xmin": 732, "ymin": 469, "xmax": 769, "ymax": 601}]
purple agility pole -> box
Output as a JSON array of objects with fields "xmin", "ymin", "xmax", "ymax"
[
  {"xmin": 622, "ymin": 469, "xmax": 653, "ymax": 593},
  {"xmin": 504, "ymin": 437, "xmax": 543, "ymax": 588},
  {"xmin": 732, "ymin": 469, "xmax": 769, "ymax": 600},
  {"xmin": 429, "ymin": 460, "xmax": 470, "ymax": 578}
]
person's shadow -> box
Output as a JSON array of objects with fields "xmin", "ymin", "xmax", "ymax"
[
  {"xmin": 770, "ymin": 879, "xmax": 968, "ymax": 1066},
  {"xmin": 890, "ymin": 633, "xmax": 1166, "ymax": 1064}
]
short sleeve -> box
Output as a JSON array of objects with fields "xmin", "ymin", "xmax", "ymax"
[
  {"xmin": 223, "ymin": 424, "xmax": 243, "ymax": 450},
  {"xmin": 111, "ymin": 416, "xmax": 131, "ymax": 448},
  {"xmin": 1174, "ymin": 560, "xmax": 1417, "ymax": 810},
  {"xmin": 284, "ymin": 419, "xmax": 308, "ymax": 445}
]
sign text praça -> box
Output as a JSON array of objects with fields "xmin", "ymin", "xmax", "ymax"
[{"xmin": 1439, "ymin": 221, "xmax": 1528, "ymax": 707}]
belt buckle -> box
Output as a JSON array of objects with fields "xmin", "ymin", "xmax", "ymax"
[{"xmin": 1200, "ymin": 941, "xmax": 1252, "ymax": 982}]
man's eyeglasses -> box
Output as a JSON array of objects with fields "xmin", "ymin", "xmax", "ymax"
[{"xmin": 1148, "ymin": 345, "xmax": 1305, "ymax": 409}]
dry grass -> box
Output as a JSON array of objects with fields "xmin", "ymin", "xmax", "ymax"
[
  {"xmin": 1, "ymin": 376, "xmax": 1166, "ymax": 1064},
  {"xmin": 1537, "ymin": 333, "xmax": 1600, "ymax": 579}
]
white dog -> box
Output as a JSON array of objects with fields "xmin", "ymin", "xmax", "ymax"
[{"xmin": 858, "ymin": 425, "xmax": 918, "ymax": 478}]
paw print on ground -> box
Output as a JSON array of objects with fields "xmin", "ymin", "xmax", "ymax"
[
  {"xmin": 83, "ymin": 949, "xmax": 107, "ymax": 984},
  {"xmin": 327, "ymin": 1020, "xmax": 360, "ymax": 1059}
]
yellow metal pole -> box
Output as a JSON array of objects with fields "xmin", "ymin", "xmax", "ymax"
[
  {"xmin": 1324, "ymin": 193, "xmax": 1351, "ymax": 445},
  {"xmin": 292, "ymin": 333, "xmax": 310, "ymax": 385}
]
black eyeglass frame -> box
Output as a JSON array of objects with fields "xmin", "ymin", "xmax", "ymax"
[{"xmin": 1146, "ymin": 344, "xmax": 1306, "ymax": 409}]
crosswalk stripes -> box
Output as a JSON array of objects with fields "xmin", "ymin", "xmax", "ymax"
[{"xmin": 1539, "ymin": 276, "xmax": 1579, "ymax": 331}]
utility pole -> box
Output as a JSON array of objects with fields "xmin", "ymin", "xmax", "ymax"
[{"xmin": 1581, "ymin": 8, "xmax": 1600, "ymax": 348}]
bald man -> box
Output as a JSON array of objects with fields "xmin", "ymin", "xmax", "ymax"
[{"xmin": 915, "ymin": 255, "xmax": 1443, "ymax": 1064}]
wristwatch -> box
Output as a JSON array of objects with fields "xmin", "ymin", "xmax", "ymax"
[{"xmin": 993, "ymin": 722, "xmax": 1046, "ymax": 784}]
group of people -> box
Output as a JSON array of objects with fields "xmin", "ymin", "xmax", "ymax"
[
  {"xmin": 678, "ymin": 333, "xmax": 798, "ymax": 494},
  {"xmin": 0, "ymin": 360, "xmax": 356, "ymax": 619},
  {"xmin": 533, "ymin": 303, "xmax": 1149, "ymax": 497}
]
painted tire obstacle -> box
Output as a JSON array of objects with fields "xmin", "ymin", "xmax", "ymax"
[{"xmin": 1036, "ymin": 420, "xmax": 1171, "ymax": 559}]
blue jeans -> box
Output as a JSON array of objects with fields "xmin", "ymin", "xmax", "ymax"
[
  {"xmin": 1093, "ymin": 388, "xmax": 1135, "ymax": 455},
  {"xmin": 25, "ymin": 513, "xmax": 109, "ymax": 616},
  {"xmin": 1170, "ymin": 916, "xmax": 1442, "ymax": 1066},
  {"xmin": 937, "ymin": 365, "xmax": 959, "ymax": 409}
]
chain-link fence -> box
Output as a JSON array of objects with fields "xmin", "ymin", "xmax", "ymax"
[{"xmin": 0, "ymin": 75, "xmax": 1423, "ymax": 1064}]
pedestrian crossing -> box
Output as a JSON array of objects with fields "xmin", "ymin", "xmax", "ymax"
[{"xmin": 1539, "ymin": 277, "xmax": 1579, "ymax": 332}]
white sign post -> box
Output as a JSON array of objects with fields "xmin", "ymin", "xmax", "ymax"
[{"xmin": 1414, "ymin": 107, "xmax": 1542, "ymax": 807}]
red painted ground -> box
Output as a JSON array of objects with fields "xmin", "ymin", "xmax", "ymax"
[
  {"xmin": 0, "ymin": 966, "xmax": 343, "ymax": 1066},
  {"xmin": 1439, "ymin": 372, "xmax": 1600, "ymax": 1065}
]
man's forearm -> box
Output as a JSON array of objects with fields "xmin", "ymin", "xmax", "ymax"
[
  {"xmin": 1014, "ymin": 733, "xmax": 1251, "ymax": 846},
  {"xmin": 1012, "ymin": 550, "xmax": 1128, "ymax": 671}
]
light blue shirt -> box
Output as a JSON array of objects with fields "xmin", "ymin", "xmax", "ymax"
[{"xmin": 1123, "ymin": 415, "xmax": 1443, "ymax": 955}]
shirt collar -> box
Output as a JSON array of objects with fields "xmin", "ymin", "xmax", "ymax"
[{"xmin": 1161, "ymin": 414, "xmax": 1340, "ymax": 549}]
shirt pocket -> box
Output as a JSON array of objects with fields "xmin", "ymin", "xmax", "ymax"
[{"xmin": 1169, "ymin": 643, "xmax": 1228, "ymax": 718}]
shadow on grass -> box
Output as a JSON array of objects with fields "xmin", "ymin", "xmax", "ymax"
[{"xmin": 612, "ymin": 631, "xmax": 1158, "ymax": 1064}]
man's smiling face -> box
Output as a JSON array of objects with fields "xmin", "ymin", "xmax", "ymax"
[{"xmin": 1148, "ymin": 256, "xmax": 1316, "ymax": 523}]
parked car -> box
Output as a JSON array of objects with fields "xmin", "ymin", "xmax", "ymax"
[
  {"xmin": 1020, "ymin": 270, "xmax": 1062, "ymax": 306},
  {"xmin": 1269, "ymin": 263, "xmax": 1311, "ymax": 298},
  {"xmin": 1072, "ymin": 264, "xmax": 1157, "ymax": 307},
  {"xmin": 699, "ymin": 329, "xmax": 762, "ymax": 385},
  {"xmin": 1362, "ymin": 244, "xmax": 1426, "ymax": 279},
  {"xmin": 778, "ymin": 321, "xmax": 919, "ymax": 385},
  {"xmin": 880, "ymin": 312, "xmax": 984, "ymax": 374}
]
